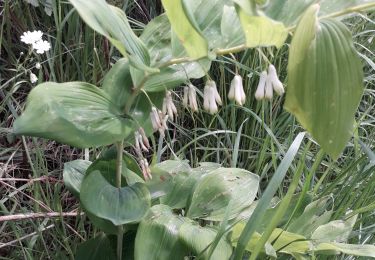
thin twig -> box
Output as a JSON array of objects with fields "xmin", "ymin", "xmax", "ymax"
[{"xmin": 0, "ymin": 212, "xmax": 83, "ymax": 223}]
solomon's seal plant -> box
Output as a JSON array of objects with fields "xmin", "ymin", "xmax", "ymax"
[{"xmin": 13, "ymin": 0, "xmax": 375, "ymax": 259}]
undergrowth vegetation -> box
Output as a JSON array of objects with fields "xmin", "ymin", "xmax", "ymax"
[{"xmin": 1, "ymin": 0, "xmax": 375, "ymax": 259}]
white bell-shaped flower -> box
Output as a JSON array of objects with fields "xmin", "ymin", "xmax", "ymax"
[
  {"xmin": 228, "ymin": 74, "xmax": 246, "ymax": 106},
  {"xmin": 162, "ymin": 91, "xmax": 177, "ymax": 121},
  {"xmin": 150, "ymin": 107, "xmax": 162, "ymax": 132},
  {"xmin": 183, "ymin": 84, "xmax": 198, "ymax": 112},
  {"xmin": 255, "ymin": 71, "xmax": 267, "ymax": 100},
  {"xmin": 203, "ymin": 80, "xmax": 222, "ymax": 114},
  {"xmin": 268, "ymin": 64, "xmax": 284, "ymax": 95},
  {"xmin": 134, "ymin": 127, "xmax": 150, "ymax": 153}
]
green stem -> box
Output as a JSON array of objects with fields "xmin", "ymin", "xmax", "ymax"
[{"xmin": 116, "ymin": 140, "xmax": 124, "ymax": 260}]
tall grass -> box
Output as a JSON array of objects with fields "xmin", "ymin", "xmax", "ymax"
[{"xmin": 0, "ymin": 0, "xmax": 374, "ymax": 259}]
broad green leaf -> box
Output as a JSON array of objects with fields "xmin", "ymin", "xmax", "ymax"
[
  {"xmin": 187, "ymin": 167, "xmax": 259, "ymax": 221},
  {"xmin": 263, "ymin": 0, "xmax": 375, "ymax": 26},
  {"xmin": 315, "ymin": 242, "xmax": 375, "ymax": 257},
  {"xmin": 235, "ymin": 7, "xmax": 288, "ymax": 48},
  {"xmin": 311, "ymin": 214, "xmax": 358, "ymax": 243},
  {"xmin": 80, "ymin": 170, "xmax": 150, "ymax": 226},
  {"xmin": 63, "ymin": 159, "xmax": 91, "ymax": 198},
  {"xmin": 160, "ymin": 162, "xmax": 221, "ymax": 209},
  {"xmin": 134, "ymin": 205, "xmax": 188, "ymax": 260},
  {"xmin": 13, "ymin": 82, "xmax": 135, "ymax": 148},
  {"xmin": 221, "ymin": 5, "xmax": 246, "ymax": 47},
  {"xmin": 161, "ymin": 0, "xmax": 208, "ymax": 59},
  {"xmin": 285, "ymin": 5, "xmax": 364, "ymax": 159},
  {"xmin": 75, "ymin": 233, "xmax": 116, "ymax": 260},
  {"xmin": 287, "ymin": 196, "xmax": 333, "ymax": 238},
  {"xmin": 178, "ymin": 222, "xmax": 233, "ymax": 260},
  {"xmin": 68, "ymin": 0, "xmax": 151, "ymax": 69},
  {"xmin": 138, "ymin": 14, "xmax": 211, "ymax": 92},
  {"xmin": 101, "ymin": 58, "xmax": 165, "ymax": 135},
  {"xmin": 231, "ymin": 222, "xmax": 277, "ymax": 257},
  {"xmin": 269, "ymin": 228, "xmax": 312, "ymax": 255}
]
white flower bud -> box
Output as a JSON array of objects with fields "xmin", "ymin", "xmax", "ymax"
[
  {"xmin": 150, "ymin": 107, "xmax": 162, "ymax": 131},
  {"xmin": 203, "ymin": 80, "xmax": 221, "ymax": 114},
  {"xmin": 35, "ymin": 62, "xmax": 41, "ymax": 70},
  {"xmin": 268, "ymin": 64, "xmax": 284, "ymax": 95},
  {"xmin": 255, "ymin": 71, "xmax": 267, "ymax": 100},
  {"xmin": 188, "ymin": 84, "xmax": 198, "ymax": 112},
  {"xmin": 183, "ymin": 86, "xmax": 189, "ymax": 107},
  {"xmin": 229, "ymin": 74, "xmax": 246, "ymax": 106},
  {"xmin": 140, "ymin": 159, "xmax": 152, "ymax": 180},
  {"xmin": 264, "ymin": 77, "xmax": 273, "ymax": 100},
  {"xmin": 30, "ymin": 72, "xmax": 38, "ymax": 84},
  {"xmin": 163, "ymin": 91, "xmax": 177, "ymax": 121}
]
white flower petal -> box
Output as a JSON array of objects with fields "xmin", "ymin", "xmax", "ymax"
[{"xmin": 255, "ymin": 71, "xmax": 267, "ymax": 100}]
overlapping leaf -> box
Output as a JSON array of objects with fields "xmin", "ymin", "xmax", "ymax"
[
  {"xmin": 285, "ymin": 5, "xmax": 364, "ymax": 159},
  {"xmin": 13, "ymin": 82, "xmax": 135, "ymax": 148}
]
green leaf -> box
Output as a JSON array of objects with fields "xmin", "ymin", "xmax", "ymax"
[
  {"xmin": 263, "ymin": 0, "xmax": 375, "ymax": 27},
  {"xmin": 80, "ymin": 169, "xmax": 150, "ymax": 226},
  {"xmin": 138, "ymin": 14, "xmax": 211, "ymax": 92},
  {"xmin": 314, "ymin": 242, "xmax": 375, "ymax": 257},
  {"xmin": 75, "ymin": 233, "xmax": 116, "ymax": 260},
  {"xmin": 13, "ymin": 82, "xmax": 135, "ymax": 148},
  {"xmin": 269, "ymin": 228, "xmax": 311, "ymax": 255},
  {"xmin": 311, "ymin": 214, "xmax": 358, "ymax": 243},
  {"xmin": 187, "ymin": 167, "xmax": 259, "ymax": 221},
  {"xmin": 235, "ymin": 8, "xmax": 288, "ymax": 48},
  {"xmin": 134, "ymin": 205, "xmax": 188, "ymax": 260},
  {"xmin": 161, "ymin": 0, "xmax": 208, "ymax": 59},
  {"xmin": 160, "ymin": 162, "xmax": 220, "ymax": 209},
  {"xmin": 285, "ymin": 5, "xmax": 364, "ymax": 159},
  {"xmin": 63, "ymin": 159, "xmax": 91, "ymax": 198},
  {"xmin": 231, "ymin": 222, "xmax": 277, "ymax": 257},
  {"xmin": 179, "ymin": 222, "xmax": 233, "ymax": 260},
  {"xmin": 68, "ymin": 0, "xmax": 151, "ymax": 69},
  {"xmin": 287, "ymin": 196, "xmax": 333, "ymax": 238}
]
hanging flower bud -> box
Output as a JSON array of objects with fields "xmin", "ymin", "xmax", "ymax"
[
  {"xmin": 268, "ymin": 64, "xmax": 284, "ymax": 95},
  {"xmin": 255, "ymin": 71, "xmax": 267, "ymax": 100},
  {"xmin": 188, "ymin": 84, "xmax": 198, "ymax": 112},
  {"xmin": 134, "ymin": 128, "xmax": 150, "ymax": 153},
  {"xmin": 264, "ymin": 76, "xmax": 273, "ymax": 100},
  {"xmin": 138, "ymin": 127, "xmax": 150, "ymax": 149},
  {"xmin": 183, "ymin": 86, "xmax": 189, "ymax": 107},
  {"xmin": 150, "ymin": 107, "xmax": 162, "ymax": 131},
  {"xmin": 228, "ymin": 74, "xmax": 246, "ymax": 106},
  {"xmin": 140, "ymin": 159, "xmax": 152, "ymax": 180},
  {"xmin": 35, "ymin": 62, "xmax": 41, "ymax": 70},
  {"xmin": 162, "ymin": 91, "xmax": 178, "ymax": 121},
  {"xmin": 158, "ymin": 111, "xmax": 168, "ymax": 137},
  {"xmin": 203, "ymin": 80, "xmax": 222, "ymax": 114}
]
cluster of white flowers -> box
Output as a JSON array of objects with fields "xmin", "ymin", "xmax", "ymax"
[
  {"xmin": 20, "ymin": 30, "xmax": 51, "ymax": 54},
  {"xmin": 255, "ymin": 64, "xmax": 284, "ymax": 100},
  {"xmin": 139, "ymin": 159, "xmax": 152, "ymax": 180},
  {"xmin": 134, "ymin": 127, "xmax": 150, "ymax": 153}
]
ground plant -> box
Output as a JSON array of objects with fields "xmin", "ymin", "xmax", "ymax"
[{"xmin": 1, "ymin": 0, "xmax": 375, "ymax": 259}]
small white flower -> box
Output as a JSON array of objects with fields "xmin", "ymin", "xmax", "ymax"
[
  {"xmin": 255, "ymin": 71, "xmax": 267, "ymax": 100},
  {"xmin": 268, "ymin": 64, "xmax": 284, "ymax": 96},
  {"xmin": 35, "ymin": 62, "xmax": 41, "ymax": 69},
  {"xmin": 203, "ymin": 80, "xmax": 222, "ymax": 115},
  {"xmin": 183, "ymin": 84, "xmax": 198, "ymax": 112},
  {"xmin": 20, "ymin": 30, "xmax": 43, "ymax": 45},
  {"xmin": 32, "ymin": 40, "xmax": 51, "ymax": 54},
  {"xmin": 162, "ymin": 91, "xmax": 177, "ymax": 121},
  {"xmin": 228, "ymin": 74, "xmax": 246, "ymax": 106},
  {"xmin": 30, "ymin": 72, "xmax": 38, "ymax": 84}
]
